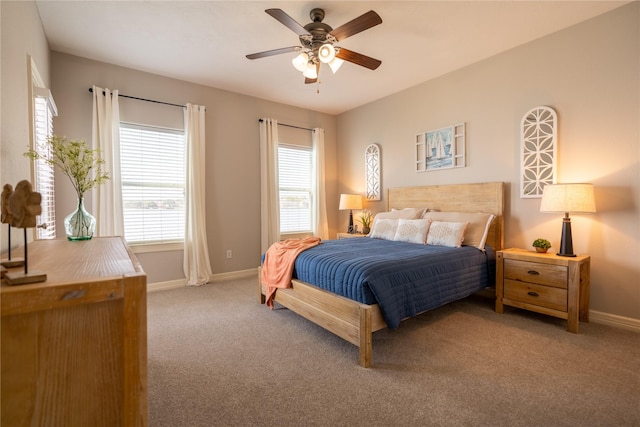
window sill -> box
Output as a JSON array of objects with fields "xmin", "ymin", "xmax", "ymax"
[{"xmin": 129, "ymin": 241, "xmax": 183, "ymax": 254}]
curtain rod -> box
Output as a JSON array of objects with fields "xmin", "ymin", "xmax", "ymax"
[
  {"xmin": 258, "ymin": 118, "xmax": 314, "ymax": 132},
  {"xmin": 88, "ymin": 87, "xmax": 185, "ymax": 109}
]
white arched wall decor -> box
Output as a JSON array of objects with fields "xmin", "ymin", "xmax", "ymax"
[
  {"xmin": 365, "ymin": 143, "xmax": 380, "ymax": 200},
  {"xmin": 520, "ymin": 106, "xmax": 557, "ymax": 198}
]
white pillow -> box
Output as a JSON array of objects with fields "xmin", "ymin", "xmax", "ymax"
[
  {"xmin": 369, "ymin": 218, "xmax": 398, "ymax": 241},
  {"xmin": 393, "ymin": 218, "xmax": 431, "ymax": 244},
  {"xmin": 426, "ymin": 221, "xmax": 469, "ymax": 248},
  {"xmin": 373, "ymin": 208, "xmax": 425, "ymax": 234},
  {"xmin": 390, "ymin": 207, "xmax": 426, "ymax": 218},
  {"xmin": 423, "ymin": 211, "xmax": 495, "ymax": 249},
  {"xmin": 375, "ymin": 208, "xmax": 424, "ymax": 222}
]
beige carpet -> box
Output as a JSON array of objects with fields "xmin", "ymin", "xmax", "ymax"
[{"xmin": 147, "ymin": 276, "xmax": 640, "ymax": 426}]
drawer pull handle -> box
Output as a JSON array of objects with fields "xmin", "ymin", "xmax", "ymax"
[
  {"xmin": 527, "ymin": 291, "xmax": 539, "ymax": 297},
  {"xmin": 527, "ymin": 270, "xmax": 540, "ymax": 275}
]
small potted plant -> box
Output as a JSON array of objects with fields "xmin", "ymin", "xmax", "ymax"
[
  {"xmin": 532, "ymin": 238, "xmax": 552, "ymax": 253},
  {"xmin": 358, "ymin": 209, "xmax": 373, "ymax": 234}
]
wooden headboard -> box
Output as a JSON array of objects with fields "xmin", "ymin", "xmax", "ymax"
[{"xmin": 387, "ymin": 182, "xmax": 505, "ymax": 251}]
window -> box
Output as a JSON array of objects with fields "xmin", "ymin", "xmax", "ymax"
[
  {"xmin": 28, "ymin": 56, "xmax": 57, "ymax": 239},
  {"xmin": 278, "ymin": 144, "xmax": 313, "ymax": 234},
  {"xmin": 119, "ymin": 123, "xmax": 185, "ymax": 244},
  {"xmin": 32, "ymin": 89, "xmax": 57, "ymax": 239}
]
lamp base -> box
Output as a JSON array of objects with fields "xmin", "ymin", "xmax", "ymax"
[
  {"xmin": 556, "ymin": 252, "xmax": 577, "ymax": 257},
  {"xmin": 557, "ymin": 215, "xmax": 576, "ymax": 257},
  {"xmin": 347, "ymin": 210, "xmax": 354, "ymax": 233}
]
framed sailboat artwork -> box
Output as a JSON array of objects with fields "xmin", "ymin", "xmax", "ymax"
[{"xmin": 415, "ymin": 123, "xmax": 465, "ymax": 172}]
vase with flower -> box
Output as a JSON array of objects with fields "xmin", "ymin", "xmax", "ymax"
[{"xmin": 25, "ymin": 135, "xmax": 109, "ymax": 240}]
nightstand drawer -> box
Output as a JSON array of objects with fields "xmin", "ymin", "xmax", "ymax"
[
  {"xmin": 504, "ymin": 279, "xmax": 567, "ymax": 312},
  {"xmin": 504, "ymin": 259, "xmax": 567, "ymax": 289}
]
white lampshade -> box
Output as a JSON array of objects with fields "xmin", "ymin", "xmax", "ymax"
[
  {"xmin": 540, "ymin": 183, "xmax": 595, "ymax": 257},
  {"xmin": 318, "ymin": 43, "xmax": 336, "ymax": 63},
  {"xmin": 540, "ymin": 183, "xmax": 596, "ymax": 214},
  {"xmin": 339, "ymin": 194, "xmax": 363, "ymax": 210},
  {"xmin": 328, "ymin": 57, "xmax": 344, "ymax": 73},
  {"xmin": 302, "ymin": 62, "xmax": 318, "ymax": 79},
  {"xmin": 292, "ymin": 52, "xmax": 309, "ymax": 72}
]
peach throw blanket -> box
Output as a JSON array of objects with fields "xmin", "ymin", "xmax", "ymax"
[{"xmin": 262, "ymin": 237, "xmax": 321, "ymax": 308}]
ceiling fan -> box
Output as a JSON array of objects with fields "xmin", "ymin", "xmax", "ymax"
[{"xmin": 246, "ymin": 8, "xmax": 382, "ymax": 84}]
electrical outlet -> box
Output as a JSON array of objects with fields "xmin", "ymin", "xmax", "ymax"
[{"xmin": 226, "ymin": 250, "xmax": 232, "ymax": 259}]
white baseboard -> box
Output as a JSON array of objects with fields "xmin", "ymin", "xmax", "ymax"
[
  {"xmin": 147, "ymin": 279, "xmax": 185, "ymax": 293},
  {"xmin": 589, "ymin": 310, "xmax": 640, "ymax": 332},
  {"xmin": 208, "ymin": 268, "xmax": 257, "ymax": 283},
  {"xmin": 146, "ymin": 268, "xmax": 257, "ymax": 293}
]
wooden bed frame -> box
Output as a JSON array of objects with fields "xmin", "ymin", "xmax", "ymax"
[{"xmin": 259, "ymin": 182, "xmax": 504, "ymax": 367}]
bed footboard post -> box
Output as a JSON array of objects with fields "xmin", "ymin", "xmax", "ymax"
[
  {"xmin": 257, "ymin": 267, "xmax": 266, "ymax": 304},
  {"xmin": 358, "ymin": 306, "xmax": 373, "ymax": 368}
]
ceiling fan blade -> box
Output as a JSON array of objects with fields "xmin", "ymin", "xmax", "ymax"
[
  {"xmin": 266, "ymin": 9, "xmax": 311, "ymax": 36},
  {"xmin": 336, "ymin": 48, "xmax": 382, "ymax": 70},
  {"xmin": 246, "ymin": 46, "xmax": 300, "ymax": 60},
  {"xmin": 330, "ymin": 10, "xmax": 382, "ymax": 41}
]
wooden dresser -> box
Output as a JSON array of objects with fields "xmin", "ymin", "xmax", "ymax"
[
  {"xmin": 495, "ymin": 248, "xmax": 590, "ymax": 333},
  {"xmin": 1, "ymin": 237, "xmax": 147, "ymax": 426}
]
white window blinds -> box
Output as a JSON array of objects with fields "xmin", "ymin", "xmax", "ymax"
[
  {"xmin": 278, "ymin": 144, "xmax": 312, "ymax": 234},
  {"xmin": 119, "ymin": 123, "xmax": 185, "ymax": 244},
  {"xmin": 33, "ymin": 94, "xmax": 56, "ymax": 239}
]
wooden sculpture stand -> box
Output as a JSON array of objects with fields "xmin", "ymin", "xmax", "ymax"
[{"xmin": 1, "ymin": 181, "xmax": 46, "ymax": 285}]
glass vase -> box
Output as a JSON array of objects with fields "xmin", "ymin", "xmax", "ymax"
[{"xmin": 64, "ymin": 197, "xmax": 96, "ymax": 241}]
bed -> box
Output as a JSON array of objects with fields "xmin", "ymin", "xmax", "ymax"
[{"xmin": 258, "ymin": 182, "xmax": 504, "ymax": 367}]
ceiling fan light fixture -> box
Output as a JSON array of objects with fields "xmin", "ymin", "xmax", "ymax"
[
  {"xmin": 328, "ymin": 57, "xmax": 344, "ymax": 73},
  {"xmin": 292, "ymin": 52, "xmax": 309, "ymax": 72},
  {"xmin": 247, "ymin": 8, "xmax": 383, "ymax": 84},
  {"xmin": 302, "ymin": 62, "xmax": 318, "ymax": 79},
  {"xmin": 318, "ymin": 43, "xmax": 336, "ymax": 63}
]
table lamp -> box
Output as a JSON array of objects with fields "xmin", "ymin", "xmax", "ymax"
[
  {"xmin": 540, "ymin": 183, "xmax": 596, "ymax": 257},
  {"xmin": 339, "ymin": 194, "xmax": 363, "ymax": 233}
]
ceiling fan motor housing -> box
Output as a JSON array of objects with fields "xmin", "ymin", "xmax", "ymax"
[{"xmin": 301, "ymin": 9, "xmax": 337, "ymax": 63}]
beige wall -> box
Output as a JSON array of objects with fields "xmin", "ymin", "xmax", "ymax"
[
  {"xmin": 49, "ymin": 53, "xmax": 339, "ymax": 283},
  {"xmin": 337, "ymin": 3, "xmax": 639, "ymax": 320},
  {"xmin": 0, "ymin": 0, "xmax": 50, "ymax": 253}
]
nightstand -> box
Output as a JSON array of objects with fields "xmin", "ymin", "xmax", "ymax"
[
  {"xmin": 495, "ymin": 248, "xmax": 590, "ymax": 333},
  {"xmin": 337, "ymin": 232, "xmax": 368, "ymax": 239}
]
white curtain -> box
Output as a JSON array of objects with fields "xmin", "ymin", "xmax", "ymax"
[
  {"xmin": 259, "ymin": 118, "xmax": 280, "ymax": 253},
  {"xmin": 183, "ymin": 104, "xmax": 213, "ymax": 286},
  {"xmin": 91, "ymin": 85, "xmax": 124, "ymax": 237},
  {"xmin": 312, "ymin": 128, "xmax": 329, "ymax": 240}
]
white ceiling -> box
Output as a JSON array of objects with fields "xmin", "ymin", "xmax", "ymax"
[{"xmin": 35, "ymin": 1, "xmax": 627, "ymax": 115}]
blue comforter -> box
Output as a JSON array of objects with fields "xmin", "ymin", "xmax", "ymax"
[{"xmin": 292, "ymin": 238, "xmax": 495, "ymax": 329}]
